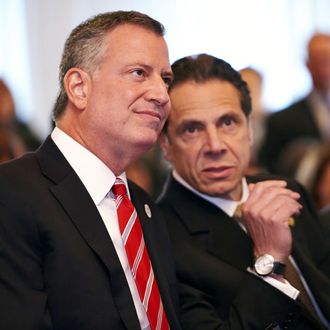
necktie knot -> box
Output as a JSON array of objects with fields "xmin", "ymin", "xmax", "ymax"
[
  {"xmin": 233, "ymin": 203, "xmax": 243, "ymax": 220},
  {"xmin": 112, "ymin": 178, "xmax": 127, "ymax": 197}
]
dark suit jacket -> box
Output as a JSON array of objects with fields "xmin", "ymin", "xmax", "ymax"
[
  {"xmin": 158, "ymin": 174, "xmax": 330, "ymax": 329},
  {"xmin": 258, "ymin": 97, "xmax": 322, "ymax": 174},
  {"xmin": 0, "ymin": 137, "xmax": 181, "ymax": 330},
  {"xmin": 319, "ymin": 206, "xmax": 330, "ymax": 238}
]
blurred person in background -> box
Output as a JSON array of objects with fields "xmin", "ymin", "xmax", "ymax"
[
  {"xmin": 308, "ymin": 143, "xmax": 330, "ymax": 241},
  {"xmin": 276, "ymin": 141, "xmax": 330, "ymax": 213},
  {"xmin": 0, "ymin": 126, "xmax": 25, "ymax": 163},
  {"xmin": 0, "ymin": 79, "xmax": 41, "ymax": 151},
  {"xmin": 259, "ymin": 32, "xmax": 330, "ymax": 174},
  {"xmin": 306, "ymin": 143, "xmax": 330, "ymax": 211},
  {"xmin": 240, "ymin": 67, "xmax": 267, "ymax": 174}
]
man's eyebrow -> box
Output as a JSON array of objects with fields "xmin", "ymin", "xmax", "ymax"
[
  {"xmin": 127, "ymin": 63, "xmax": 172, "ymax": 75},
  {"xmin": 161, "ymin": 70, "xmax": 174, "ymax": 85},
  {"xmin": 162, "ymin": 70, "xmax": 174, "ymax": 78},
  {"xmin": 126, "ymin": 63, "xmax": 150, "ymax": 70},
  {"xmin": 179, "ymin": 119, "xmax": 203, "ymax": 126},
  {"xmin": 175, "ymin": 119, "xmax": 204, "ymax": 132}
]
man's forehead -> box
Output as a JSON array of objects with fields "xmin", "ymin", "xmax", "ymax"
[{"xmin": 103, "ymin": 25, "xmax": 170, "ymax": 67}]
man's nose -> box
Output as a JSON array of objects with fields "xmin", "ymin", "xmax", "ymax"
[
  {"xmin": 204, "ymin": 127, "xmax": 226, "ymax": 154},
  {"xmin": 145, "ymin": 76, "xmax": 170, "ymax": 106}
]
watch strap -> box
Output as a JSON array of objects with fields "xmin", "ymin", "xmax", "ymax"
[{"xmin": 273, "ymin": 261, "xmax": 286, "ymax": 276}]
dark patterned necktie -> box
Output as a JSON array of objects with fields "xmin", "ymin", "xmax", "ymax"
[{"xmin": 284, "ymin": 258, "xmax": 322, "ymax": 325}]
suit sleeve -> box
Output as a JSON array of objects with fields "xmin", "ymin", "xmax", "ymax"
[
  {"xmin": 0, "ymin": 202, "xmax": 51, "ymax": 330},
  {"xmin": 288, "ymin": 178, "xmax": 330, "ymax": 276},
  {"xmin": 161, "ymin": 207, "xmax": 308, "ymax": 329},
  {"xmin": 177, "ymin": 273, "xmax": 311, "ymax": 330}
]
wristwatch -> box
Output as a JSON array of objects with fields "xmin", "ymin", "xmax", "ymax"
[{"xmin": 254, "ymin": 254, "xmax": 286, "ymax": 276}]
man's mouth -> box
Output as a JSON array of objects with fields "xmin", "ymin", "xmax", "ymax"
[
  {"xmin": 136, "ymin": 110, "xmax": 162, "ymax": 121},
  {"xmin": 202, "ymin": 166, "xmax": 235, "ymax": 179}
]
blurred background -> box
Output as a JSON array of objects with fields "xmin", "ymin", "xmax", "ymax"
[
  {"xmin": 1, "ymin": 0, "xmax": 330, "ymax": 140},
  {"xmin": 2, "ymin": 0, "xmax": 330, "ymax": 213}
]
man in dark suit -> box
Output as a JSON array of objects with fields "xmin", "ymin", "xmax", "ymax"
[
  {"xmin": 259, "ymin": 33, "xmax": 330, "ymax": 174},
  {"xmin": 158, "ymin": 54, "xmax": 330, "ymax": 329},
  {"xmin": 0, "ymin": 11, "xmax": 181, "ymax": 330}
]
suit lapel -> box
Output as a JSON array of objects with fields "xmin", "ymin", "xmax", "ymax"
[
  {"xmin": 36, "ymin": 137, "xmax": 140, "ymax": 329},
  {"xmin": 164, "ymin": 177, "xmax": 254, "ymax": 271}
]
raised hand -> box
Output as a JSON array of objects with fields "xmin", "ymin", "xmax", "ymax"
[{"xmin": 241, "ymin": 180, "xmax": 302, "ymax": 262}]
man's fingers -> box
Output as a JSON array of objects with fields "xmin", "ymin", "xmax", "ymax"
[
  {"xmin": 247, "ymin": 181, "xmax": 300, "ymax": 207},
  {"xmin": 242, "ymin": 196, "xmax": 302, "ymax": 226}
]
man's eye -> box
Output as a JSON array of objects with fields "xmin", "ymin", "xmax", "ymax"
[
  {"xmin": 163, "ymin": 76, "xmax": 173, "ymax": 88},
  {"xmin": 179, "ymin": 125, "xmax": 203, "ymax": 142},
  {"xmin": 184, "ymin": 126, "xmax": 199, "ymax": 134},
  {"xmin": 223, "ymin": 117, "xmax": 234, "ymax": 126},
  {"xmin": 132, "ymin": 69, "xmax": 145, "ymax": 77}
]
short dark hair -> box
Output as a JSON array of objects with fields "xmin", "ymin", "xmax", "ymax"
[
  {"xmin": 53, "ymin": 11, "xmax": 165, "ymax": 121},
  {"xmin": 167, "ymin": 54, "xmax": 251, "ymax": 126}
]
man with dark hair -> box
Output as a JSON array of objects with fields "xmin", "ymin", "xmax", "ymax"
[
  {"xmin": 158, "ymin": 53, "xmax": 330, "ymax": 329},
  {"xmin": 0, "ymin": 11, "xmax": 181, "ymax": 330}
]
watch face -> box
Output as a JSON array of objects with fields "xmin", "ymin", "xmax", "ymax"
[{"xmin": 254, "ymin": 254, "xmax": 274, "ymax": 276}]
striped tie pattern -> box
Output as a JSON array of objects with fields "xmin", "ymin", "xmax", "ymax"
[{"xmin": 112, "ymin": 178, "xmax": 170, "ymax": 330}]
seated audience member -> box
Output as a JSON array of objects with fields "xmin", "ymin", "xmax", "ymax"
[
  {"xmin": 308, "ymin": 143, "xmax": 330, "ymax": 210},
  {"xmin": 0, "ymin": 126, "xmax": 26, "ymax": 163},
  {"xmin": 158, "ymin": 53, "xmax": 330, "ymax": 329},
  {"xmin": 0, "ymin": 79, "xmax": 41, "ymax": 150},
  {"xmin": 239, "ymin": 66, "xmax": 266, "ymax": 174},
  {"xmin": 279, "ymin": 140, "xmax": 330, "ymax": 212},
  {"xmin": 259, "ymin": 32, "xmax": 330, "ymax": 174},
  {"xmin": 0, "ymin": 11, "xmax": 181, "ymax": 330},
  {"xmin": 275, "ymin": 138, "xmax": 320, "ymax": 180}
]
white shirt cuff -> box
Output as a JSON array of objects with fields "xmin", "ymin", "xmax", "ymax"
[{"xmin": 247, "ymin": 267, "xmax": 300, "ymax": 299}]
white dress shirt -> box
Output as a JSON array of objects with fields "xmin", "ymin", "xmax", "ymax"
[{"xmin": 51, "ymin": 127, "xmax": 150, "ymax": 330}]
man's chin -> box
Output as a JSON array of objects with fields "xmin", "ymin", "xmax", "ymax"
[
  {"xmin": 135, "ymin": 135, "xmax": 158, "ymax": 152},
  {"xmin": 199, "ymin": 181, "xmax": 236, "ymax": 198}
]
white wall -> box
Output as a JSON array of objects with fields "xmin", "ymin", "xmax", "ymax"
[{"xmin": 1, "ymin": 0, "xmax": 330, "ymax": 139}]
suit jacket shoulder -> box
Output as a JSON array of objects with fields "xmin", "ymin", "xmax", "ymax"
[{"xmin": 258, "ymin": 97, "xmax": 321, "ymax": 172}]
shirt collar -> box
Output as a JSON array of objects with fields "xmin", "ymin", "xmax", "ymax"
[
  {"xmin": 172, "ymin": 169, "xmax": 249, "ymax": 217},
  {"xmin": 51, "ymin": 127, "xmax": 128, "ymax": 205}
]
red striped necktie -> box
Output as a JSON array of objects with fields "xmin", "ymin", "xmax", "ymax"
[{"xmin": 112, "ymin": 178, "xmax": 170, "ymax": 330}]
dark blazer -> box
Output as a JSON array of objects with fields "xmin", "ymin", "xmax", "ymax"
[
  {"xmin": 158, "ymin": 174, "xmax": 330, "ymax": 329},
  {"xmin": 258, "ymin": 97, "xmax": 322, "ymax": 174},
  {"xmin": 0, "ymin": 137, "xmax": 181, "ymax": 330},
  {"xmin": 319, "ymin": 206, "xmax": 330, "ymax": 238}
]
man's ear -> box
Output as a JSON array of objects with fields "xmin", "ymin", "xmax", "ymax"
[
  {"xmin": 63, "ymin": 68, "xmax": 90, "ymax": 110},
  {"xmin": 159, "ymin": 132, "xmax": 173, "ymax": 161}
]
